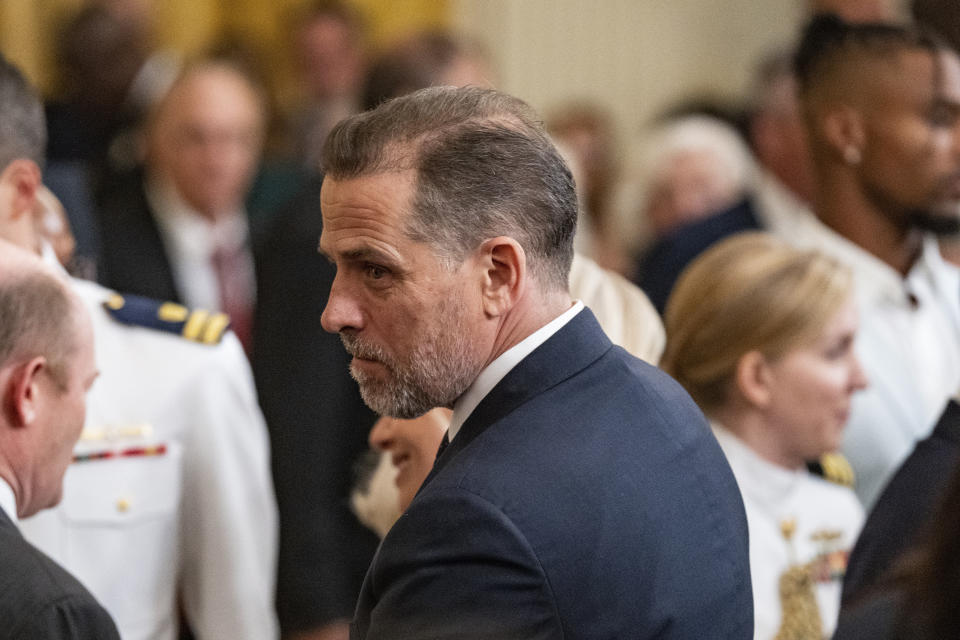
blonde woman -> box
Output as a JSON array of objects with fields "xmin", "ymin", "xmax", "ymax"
[{"xmin": 662, "ymin": 233, "xmax": 868, "ymax": 640}]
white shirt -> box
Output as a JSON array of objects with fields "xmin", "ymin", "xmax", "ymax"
[
  {"xmin": 449, "ymin": 301, "xmax": 585, "ymax": 441},
  {"xmin": 771, "ymin": 213, "xmax": 960, "ymax": 507},
  {"xmin": 0, "ymin": 477, "xmax": 17, "ymax": 526},
  {"xmin": 713, "ymin": 425, "xmax": 864, "ymax": 640},
  {"xmin": 146, "ymin": 176, "xmax": 256, "ymax": 312}
]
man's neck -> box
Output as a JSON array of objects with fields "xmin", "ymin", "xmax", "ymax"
[
  {"xmin": 484, "ymin": 289, "xmax": 572, "ymax": 370},
  {"xmin": 814, "ymin": 176, "xmax": 923, "ymax": 277}
]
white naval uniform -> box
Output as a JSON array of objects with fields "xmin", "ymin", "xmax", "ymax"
[
  {"xmin": 771, "ymin": 214, "xmax": 960, "ymax": 507},
  {"xmin": 713, "ymin": 427, "xmax": 864, "ymax": 640},
  {"xmin": 20, "ymin": 277, "xmax": 279, "ymax": 640}
]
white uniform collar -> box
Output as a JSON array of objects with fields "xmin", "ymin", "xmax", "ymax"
[
  {"xmin": 710, "ymin": 422, "xmax": 807, "ymax": 511},
  {"xmin": 0, "ymin": 477, "xmax": 18, "ymax": 525},
  {"xmin": 448, "ymin": 301, "xmax": 585, "ymax": 441},
  {"xmin": 787, "ymin": 212, "xmax": 952, "ymax": 309}
]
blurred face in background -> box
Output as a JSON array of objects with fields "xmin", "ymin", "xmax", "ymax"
[
  {"xmin": 760, "ymin": 300, "xmax": 867, "ymax": 468},
  {"xmin": 857, "ymin": 49, "xmax": 960, "ymax": 235},
  {"xmin": 644, "ymin": 149, "xmax": 744, "ymax": 236},
  {"xmin": 149, "ymin": 65, "xmax": 264, "ymax": 221},
  {"xmin": 368, "ymin": 409, "xmax": 450, "ymax": 512},
  {"xmin": 298, "ymin": 14, "xmax": 365, "ymax": 101}
]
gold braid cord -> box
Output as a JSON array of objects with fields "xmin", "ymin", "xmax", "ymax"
[{"xmin": 773, "ymin": 562, "xmax": 824, "ymax": 640}]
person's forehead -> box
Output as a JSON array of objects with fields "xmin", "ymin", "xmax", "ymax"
[
  {"xmin": 853, "ymin": 48, "xmax": 937, "ymax": 110},
  {"xmin": 162, "ymin": 69, "xmax": 263, "ymax": 129},
  {"xmin": 319, "ymin": 171, "xmax": 416, "ymax": 255}
]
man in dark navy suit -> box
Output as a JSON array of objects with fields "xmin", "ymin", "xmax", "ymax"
[{"xmin": 319, "ymin": 86, "xmax": 752, "ymax": 639}]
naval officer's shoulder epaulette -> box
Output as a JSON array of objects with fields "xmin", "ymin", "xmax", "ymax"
[
  {"xmin": 102, "ymin": 293, "xmax": 231, "ymax": 345},
  {"xmin": 806, "ymin": 452, "xmax": 855, "ymax": 488}
]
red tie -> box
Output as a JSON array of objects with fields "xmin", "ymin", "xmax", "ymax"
[{"xmin": 211, "ymin": 244, "xmax": 254, "ymax": 354}]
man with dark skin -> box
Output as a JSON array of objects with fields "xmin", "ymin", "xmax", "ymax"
[{"xmin": 788, "ymin": 15, "xmax": 960, "ymax": 506}]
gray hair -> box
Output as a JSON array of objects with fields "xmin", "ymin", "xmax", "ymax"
[
  {"xmin": 0, "ymin": 269, "xmax": 77, "ymax": 389},
  {"xmin": 321, "ymin": 86, "xmax": 578, "ymax": 291},
  {"xmin": 0, "ymin": 54, "xmax": 45, "ymax": 171}
]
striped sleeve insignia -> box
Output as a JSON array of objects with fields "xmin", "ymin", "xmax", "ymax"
[
  {"xmin": 807, "ymin": 452, "xmax": 856, "ymax": 488},
  {"xmin": 102, "ymin": 294, "xmax": 231, "ymax": 345}
]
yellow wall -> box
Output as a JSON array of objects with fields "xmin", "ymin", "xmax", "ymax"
[{"xmin": 0, "ymin": 0, "xmax": 449, "ymax": 96}]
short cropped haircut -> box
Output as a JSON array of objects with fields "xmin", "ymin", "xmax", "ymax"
[
  {"xmin": 321, "ymin": 86, "xmax": 578, "ymax": 291},
  {"xmin": 794, "ymin": 13, "xmax": 943, "ymax": 98},
  {"xmin": 661, "ymin": 233, "xmax": 852, "ymax": 414},
  {"xmin": 0, "ymin": 53, "xmax": 45, "ymax": 171},
  {"xmin": 0, "ymin": 271, "xmax": 77, "ymax": 390}
]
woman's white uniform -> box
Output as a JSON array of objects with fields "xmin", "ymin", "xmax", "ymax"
[{"xmin": 713, "ymin": 425, "xmax": 864, "ymax": 640}]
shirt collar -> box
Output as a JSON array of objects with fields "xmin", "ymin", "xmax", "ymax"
[
  {"xmin": 710, "ymin": 421, "xmax": 807, "ymax": 509},
  {"xmin": 448, "ymin": 300, "xmax": 585, "ymax": 441},
  {"xmin": 145, "ymin": 175, "xmax": 249, "ymax": 259},
  {"xmin": 0, "ymin": 477, "xmax": 18, "ymax": 525},
  {"xmin": 788, "ymin": 213, "xmax": 949, "ymax": 308}
]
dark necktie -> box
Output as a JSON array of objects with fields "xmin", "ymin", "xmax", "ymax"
[{"xmin": 211, "ymin": 244, "xmax": 253, "ymax": 354}]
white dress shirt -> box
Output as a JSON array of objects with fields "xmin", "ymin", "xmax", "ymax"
[
  {"xmin": 0, "ymin": 477, "xmax": 17, "ymax": 526},
  {"xmin": 146, "ymin": 177, "xmax": 256, "ymax": 312},
  {"xmin": 771, "ymin": 212, "xmax": 960, "ymax": 507},
  {"xmin": 449, "ymin": 301, "xmax": 585, "ymax": 441},
  {"xmin": 713, "ymin": 425, "xmax": 863, "ymax": 640}
]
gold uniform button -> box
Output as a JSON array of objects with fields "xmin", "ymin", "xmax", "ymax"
[{"xmin": 116, "ymin": 498, "xmax": 131, "ymax": 513}]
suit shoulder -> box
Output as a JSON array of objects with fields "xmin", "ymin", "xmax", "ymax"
[{"xmin": 0, "ymin": 528, "xmax": 117, "ymax": 638}]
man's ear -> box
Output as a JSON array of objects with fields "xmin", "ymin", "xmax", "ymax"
[
  {"xmin": 734, "ymin": 350, "xmax": 774, "ymax": 409},
  {"xmin": 821, "ymin": 105, "xmax": 866, "ymax": 165},
  {"xmin": 0, "ymin": 159, "xmax": 41, "ymax": 227},
  {"xmin": 4, "ymin": 357, "xmax": 46, "ymax": 428},
  {"xmin": 476, "ymin": 237, "xmax": 526, "ymax": 318}
]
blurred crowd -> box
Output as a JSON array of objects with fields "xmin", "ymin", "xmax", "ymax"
[{"xmin": 2, "ymin": 0, "xmax": 960, "ymax": 638}]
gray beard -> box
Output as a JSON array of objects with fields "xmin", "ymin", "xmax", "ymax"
[{"xmin": 339, "ymin": 302, "xmax": 479, "ymax": 419}]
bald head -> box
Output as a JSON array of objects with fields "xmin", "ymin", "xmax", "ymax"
[
  {"xmin": 0, "ymin": 240, "xmax": 79, "ymax": 387},
  {"xmin": 0, "ymin": 239, "xmax": 96, "ymax": 517},
  {"xmin": 148, "ymin": 61, "xmax": 265, "ymax": 220}
]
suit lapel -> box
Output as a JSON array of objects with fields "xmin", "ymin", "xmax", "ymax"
[{"xmin": 424, "ymin": 308, "xmax": 612, "ymax": 484}]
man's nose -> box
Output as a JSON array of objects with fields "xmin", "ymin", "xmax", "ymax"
[{"xmin": 321, "ymin": 275, "xmax": 363, "ymax": 334}]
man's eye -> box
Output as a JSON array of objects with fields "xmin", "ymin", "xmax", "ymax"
[{"xmin": 365, "ymin": 264, "xmax": 388, "ymax": 280}]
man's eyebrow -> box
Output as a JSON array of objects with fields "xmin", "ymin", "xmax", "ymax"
[
  {"xmin": 316, "ymin": 240, "xmax": 333, "ymax": 263},
  {"xmin": 318, "ymin": 243, "xmax": 399, "ymax": 265}
]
